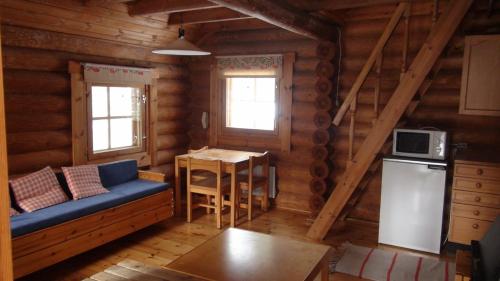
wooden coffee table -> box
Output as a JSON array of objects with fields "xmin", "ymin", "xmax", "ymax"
[{"xmin": 167, "ymin": 228, "xmax": 332, "ymax": 281}]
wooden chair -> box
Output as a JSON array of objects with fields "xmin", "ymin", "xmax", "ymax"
[
  {"xmin": 188, "ymin": 146, "xmax": 212, "ymax": 213},
  {"xmin": 237, "ymin": 152, "xmax": 270, "ymax": 220},
  {"xmin": 186, "ymin": 157, "xmax": 232, "ymax": 229}
]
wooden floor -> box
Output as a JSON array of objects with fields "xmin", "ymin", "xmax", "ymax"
[
  {"xmin": 17, "ymin": 208, "xmax": 452, "ymax": 281},
  {"xmin": 83, "ymin": 259, "xmax": 209, "ymax": 281}
]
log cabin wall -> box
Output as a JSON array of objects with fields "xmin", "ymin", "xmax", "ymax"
[
  {"xmin": 187, "ymin": 26, "xmax": 336, "ymax": 214},
  {"xmin": 0, "ymin": 1, "xmax": 193, "ymax": 177},
  {"xmin": 335, "ymin": 1, "xmax": 500, "ymax": 223}
]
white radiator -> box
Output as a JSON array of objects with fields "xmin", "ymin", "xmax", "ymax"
[{"xmin": 269, "ymin": 166, "xmax": 276, "ymax": 198}]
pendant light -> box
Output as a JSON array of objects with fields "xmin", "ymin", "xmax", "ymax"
[{"xmin": 153, "ymin": 27, "xmax": 211, "ymax": 56}]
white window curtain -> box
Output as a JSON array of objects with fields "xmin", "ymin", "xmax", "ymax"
[
  {"xmin": 83, "ymin": 63, "xmax": 154, "ymax": 85},
  {"xmin": 216, "ymin": 54, "xmax": 283, "ymax": 77}
]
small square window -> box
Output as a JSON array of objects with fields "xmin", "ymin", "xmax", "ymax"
[
  {"xmin": 89, "ymin": 85, "xmax": 145, "ymax": 155},
  {"xmin": 210, "ymin": 53, "xmax": 294, "ymax": 152},
  {"xmin": 225, "ymin": 77, "xmax": 277, "ymax": 131}
]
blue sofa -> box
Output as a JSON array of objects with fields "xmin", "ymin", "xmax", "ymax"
[{"xmin": 11, "ymin": 160, "xmax": 174, "ymax": 278}]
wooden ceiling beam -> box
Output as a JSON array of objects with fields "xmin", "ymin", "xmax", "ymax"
[
  {"xmin": 207, "ymin": 0, "xmax": 337, "ymax": 41},
  {"xmin": 198, "ymin": 18, "xmax": 272, "ymax": 33},
  {"xmin": 84, "ymin": 0, "xmax": 130, "ymax": 5},
  {"xmin": 168, "ymin": 7, "xmax": 251, "ymax": 25},
  {"xmin": 327, "ymin": 0, "xmax": 407, "ymax": 10},
  {"xmin": 128, "ymin": 0, "xmax": 219, "ymax": 16},
  {"xmin": 291, "ymin": 0, "xmax": 407, "ymax": 11}
]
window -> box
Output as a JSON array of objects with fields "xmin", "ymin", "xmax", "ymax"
[
  {"xmin": 225, "ymin": 77, "xmax": 277, "ymax": 131},
  {"xmin": 89, "ymin": 85, "xmax": 146, "ymax": 155},
  {"xmin": 210, "ymin": 54, "xmax": 295, "ymax": 152},
  {"xmin": 69, "ymin": 62, "xmax": 158, "ymax": 166}
]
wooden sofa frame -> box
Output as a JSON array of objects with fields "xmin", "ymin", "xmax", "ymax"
[{"xmin": 12, "ymin": 170, "xmax": 174, "ymax": 279}]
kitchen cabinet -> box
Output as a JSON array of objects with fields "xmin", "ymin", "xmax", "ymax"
[{"xmin": 459, "ymin": 35, "xmax": 500, "ymax": 116}]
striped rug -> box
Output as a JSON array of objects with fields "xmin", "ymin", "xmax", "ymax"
[{"xmin": 331, "ymin": 243, "xmax": 455, "ymax": 281}]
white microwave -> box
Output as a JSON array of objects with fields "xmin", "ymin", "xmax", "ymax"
[{"xmin": 393, "ymin": 129, "xmax": 447, "ymax": 160}]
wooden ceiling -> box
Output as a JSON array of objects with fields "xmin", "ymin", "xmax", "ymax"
[
  {"xmin": 0, "ymin": 0, "xmax": 184, "ymax": 48},
  {"xmin": 0, "ymin": 0, "xmax": 406, "ymax": 49}
]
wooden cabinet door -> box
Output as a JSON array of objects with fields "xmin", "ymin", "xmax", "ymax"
[{"xmin": 459, "ymin": 35, "xmax": 500, "ymax": 116}]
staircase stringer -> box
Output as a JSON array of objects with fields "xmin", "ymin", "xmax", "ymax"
[{"xmin": 306, "ymin": 0, "xmax": 473, "ymax": 241}]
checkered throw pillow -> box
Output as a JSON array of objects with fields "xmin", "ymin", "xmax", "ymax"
[
  {"xmin": 62, "ymin": 165, "xmax": 108, "ymax": 200},
  {"xmin": 9, "ymin": 166, "xmax": 69, "ymax": 212},
  {"xmin": 10, "ymin": 208, "xmax": 19, "ymax": 217}
]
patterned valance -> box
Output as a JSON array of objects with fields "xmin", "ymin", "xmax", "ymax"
[
  {"xmin": 83, "ymin": 63, "xmax": 154, "ymax": 85},
  {"xmin": 216, "ymin": 54, "xmax": 283, "ymax": 77}
]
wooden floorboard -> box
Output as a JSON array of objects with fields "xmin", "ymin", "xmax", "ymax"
[
  {"xmin": 17, "ymin": 208, "xmax": 453, "ymax": 281},
  {"xmin": 89, "ymin": 271, "xmax": 129, "ymax": 281}
]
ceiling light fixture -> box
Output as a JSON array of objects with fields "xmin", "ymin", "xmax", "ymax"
[{"xmin": 152, "ymin": 28, "xmax": 211, "ymax": 56}]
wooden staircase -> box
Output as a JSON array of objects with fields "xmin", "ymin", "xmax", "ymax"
[
  {"xmin": 307, "ymin": 0, "xmax": 473, "ymax": 241},
  {"xmin": 338, "ymin": 34, "xmax": 464, "ymax": 222}
]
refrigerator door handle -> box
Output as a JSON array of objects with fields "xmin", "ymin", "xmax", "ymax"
[{"xmin": 428, "ymin": 164, "xmax": 446, "ymax": 170}]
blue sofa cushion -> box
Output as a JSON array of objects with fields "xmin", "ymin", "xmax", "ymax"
[
  {"xmin": 10, "ymin": 179, "xmax": 169, "ymax": 237},
  {"xmin": 55, "ymin": 172, "xmax": 72, "ymax": 199},
  {"xmin": 9, "ymin": 187, "xmax": 21, "ymax": 213},
  {"xmin": 106, "ymin": 179, "xmax": 168, "ymax": 196},
  {"xmin": 98, "ymin": 160, "xmax": 138, "ymax": 188}
]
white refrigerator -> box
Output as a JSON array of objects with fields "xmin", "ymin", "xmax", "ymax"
[{"xmin": 379, "ymin": 157, "xmax": 447, "ymax": 254}]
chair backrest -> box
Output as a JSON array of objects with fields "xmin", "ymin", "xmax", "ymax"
[
  {"xmin": 249, "ymin": 151, "xmax": 270, "ymax": 177},
  {"xmin": 187, "ymin": 157, "xmax": 223, "ymax": 188},
  {"xmin": 187, "ymin": 157, "xmax": 222, "ymax": 175},
  {"xmin": 188, "ymin": 146, "xmax": 208, "ymax": 154}
]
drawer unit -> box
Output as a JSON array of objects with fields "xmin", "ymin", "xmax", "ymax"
[
  {"xmin": 449, "ymin": 159, "xmax": 500, "ymax": 245},
  {"xmin": 449, "ymin": 216, "xmax": 492, "ymax": 245},
  {"xmin": 454, "ymin": 164, "xmax": 500, "ymax": 180},
  {"xmin": 452, "ymin": 190, "xmax": 500, "ymax": 208},
  {"xmin": 453, "ymin": 177, "xmax": 500, "ymax": 195},
  {"xmin": 451, "ymin": 203, "xmax": 500, "ymax": 221}
]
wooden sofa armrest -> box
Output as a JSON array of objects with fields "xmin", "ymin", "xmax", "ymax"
[{"xmin": 138, "ymin": 170, "xmax": 166, "ymax": 183}]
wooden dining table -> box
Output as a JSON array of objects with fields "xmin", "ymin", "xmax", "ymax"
[{"xmin": 174, "ymin": 148, "xmax": 265, "ymax": 227}]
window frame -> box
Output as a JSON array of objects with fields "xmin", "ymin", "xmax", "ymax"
[
  {"xmin": 69, "ymin": 61, "xmax": 158, "ymax": 167},
  {"xmin": 209, "ymin": 53, "xmax": 294, "ymax": 153},
  {"xmin": 221, "ymin": 76, "xmax": 280, "ymax": 137},
  {"xmin": 86, "ymin": 82, "xmax": 149, "ymax": 161}
]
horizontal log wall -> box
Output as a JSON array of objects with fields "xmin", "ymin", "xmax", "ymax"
[
  {"xmin": 154, "ymin": 76, "xmax": 190, "ymax": 178},
  {"xmin": 336, "ymin": 1, "xmax": 500, "ymax": 222},
  {"xmin": 1, "ymin": 25, "xmax": 190, "ymax": 176},
  {"xmin": 187, "ymin": 28, "xmax": 334, "ymax": 213}
]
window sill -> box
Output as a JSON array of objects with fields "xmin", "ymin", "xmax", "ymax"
[
  {"xmin": 214, "ymin": 134, "xmax": 286, "ymax": 152},
  {"xmin": 86, "ymin": 152, "xmax": 151, "ymax": 167}
]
